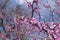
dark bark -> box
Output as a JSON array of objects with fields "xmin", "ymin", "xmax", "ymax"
[
  {"xmin": 2, "ymin": 0, "xmax": 9, "ymax": 9},
  {"xmin": 31, "ymin": 2, "xmax": 34, "ymax": 18},
  {"xmin": 39, "ymin": 12, "xmax": 40, "ymax": 22},
  {"xmin": 0, "ymin": 0, "xmax": 10, "ymax": 33},
  {"xmin": 0, "ymin": 18, "xmax": 6, "ymax": 33}
]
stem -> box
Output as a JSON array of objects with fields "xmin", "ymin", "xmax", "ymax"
[
  {"xmin": 0, "ymin": 18, "xmax": 6, "ymax": 33},
  {"xmin": 2, "ymin": 0, "xmax": 9, "ymax": 9},
  {"xmin": 39, "ymin": 12, "xmax": 40, "ymax": 22},
  {"xmin": 46, "ymin": 0, "xmax": 55, "ymax": 21},
  {"xmin": 31, "ymin": 1, "xmax": 34, "ymax": 18}
]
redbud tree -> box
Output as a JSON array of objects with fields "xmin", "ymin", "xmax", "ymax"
[{"xmin": 0, "ymin": 0, "xmax": 60, "ymax": 40}]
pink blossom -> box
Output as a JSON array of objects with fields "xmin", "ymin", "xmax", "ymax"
[
  {"xmin": 24, "ymin": 18, "xmax": 29, "ymax": 24},
  {"xmin": 6, "ymin": 38, "xmax": 9, "ymax": 40},
  {"xmin": 30, "ymin": 18, "xmax": 38, "ymax": 24},
  {"xmin": 27, "ymin": 2, "xmax": 32, "ymax": 9},
  {"xmin": 40, "ymin": 16, "xmax": 44, "ymax": 19},
  {"xmin": 43, "ymin": 4, "xmax": 50, "ymax": 8},
  {"xmin": 56, "ymin": 0, "xmax": 60, "ymax": 6},
  {"xmin": 13, "ymin": 17, "xmax": 19, "ymax": 24},
  {"xmin": 56, "ymin": 9, "xmax": 60, "ymax": 14},
  {"xmin": 5, "ymin": 24, "xmax": 11, "ymax": 32},
  {"xmin": 49, "ymin": 22, "xmax": 56, "ymax": 29},
  {"xmin": 58, "ymin": 24, "xmax": 60, "ymax": 29},
  {"xmin": 34, "ymin": 0, "xmax": 38, "ymax": 4}
]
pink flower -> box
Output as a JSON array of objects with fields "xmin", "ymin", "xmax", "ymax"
[
  {"xmin": 53, "ymin": 34, "xmax": 58, "ymax": 39},
  {"xmin": 34, "ymin": 0, "xmax": 38, "ymax": 4},
  {"xmin": 55, "ymin": 38, "xmax": 60, "ymax": 40},
  {"xmin": 48, "ymin": 30, "xmax": 54, "ymax": 34},
  {"xmin": 20, "ymin": 16, "xmax": 24, "ymax": 19},
  {"xmin": 27, "ymin": 2, "xmax": 32, "ymax": 9},
  {"xmin": 5, "ymin": 24, "xmax": 11, "ymax": 32},
  {"xmin": 13, "ymin": 17, "xmax": 19, "ymax": 24},
  {"xmin": 56, "ymin": 9, "xmax": 60, "ymax": 14},
  {"xmin": 49, "ymin": 22, "xmax": 56, "ymax": 29},
  {"xmin": 34, "ymin": 9, "xmax": 39, "ymax": 13},
  {"xmin": 25, "ymin": 31, "xmax": 30, "ymax": 34},
  {"xmin": 24, "ymin": 18, "xmax": 29, "ymax": 24},
  {"xmin": 56, "ymin": 0, "xmax": 60, "ymax": 6},
  {"xmin": 6, "ymin": 38, "xmax": 9, "ymax": 40},
  {"xmin": 30, "ymin": 18, "xmax": 38, "ymax": 24},
  {"xmin": 55, "ymin": 29, "xmax": 60, "ymax": 37},
  {"xmin": 40, "ymin": 16, "xmax": 44, "ymax": 19},
  {"xmin": 58, "ymin": 24, "xmax": 60, "ymax": 29},
  {"xmin": 43, "ymin": 4, "xmax": 50, "ymax": 8}
]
